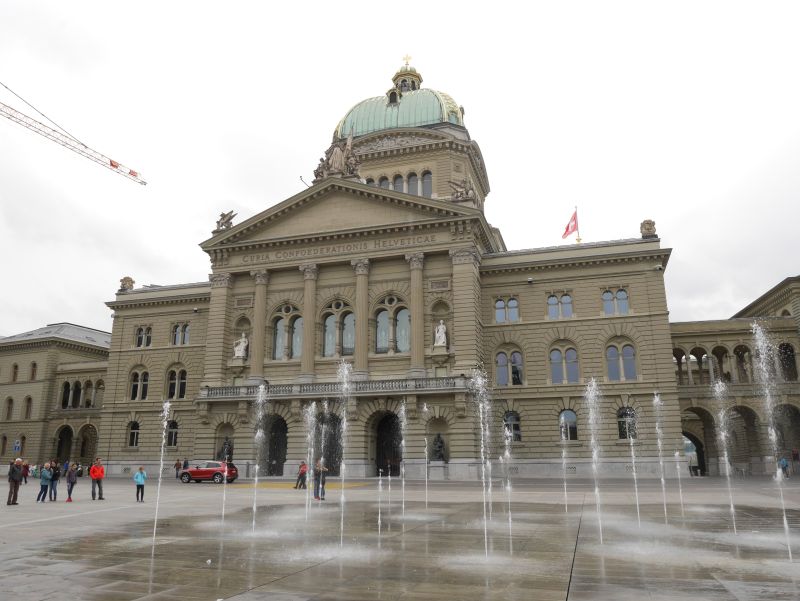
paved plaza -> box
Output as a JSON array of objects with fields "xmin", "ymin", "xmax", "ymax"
[{"xmin": 0, "ymin": 475, "xmax": 798, "ymax": 600}]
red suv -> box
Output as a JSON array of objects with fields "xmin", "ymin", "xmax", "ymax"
[{"xmin": 180, "ymin": 460, "xmax": 238, "ymax": 484}]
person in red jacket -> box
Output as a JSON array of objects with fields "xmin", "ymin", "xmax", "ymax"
[
  {"xmin": 293, "ymin": 460, "xmax": 308, "ymax": 489},
  {"xmin": 89, "ymin": 457, "xmax": 105, "ymax": 501}
]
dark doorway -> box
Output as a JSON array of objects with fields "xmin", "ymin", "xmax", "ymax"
[
  {"xmin": 314, "ymin": 412, "xmax": 342, "ymax": 476},
  {"xmin": 376, "ymin": 413, "xmax": 402, "ymax": 477},
  {"xmin": 683, "ymin": 431, "xmax": 706, "ymax": 476},
  {"xmin": 77, "ymin": 424, "xmax": 98, "ymax": 464},
  {"xmin": 56, "ymin": 427, "xmax": 73, "ymax": 461},
  {"xmin": 266, "ymin": 416, "xmax": 288, "ymax": 476}
]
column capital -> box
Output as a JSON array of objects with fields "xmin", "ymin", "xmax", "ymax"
[
  {"xmin": 405, "ymin": 252, "xmax": 424, "ymax": 270},
  {"xmin": 351, "ymin": 258, "xmax": 370, "ymax": 276},
  {"xmin": 299, "ymin": 263, "xmax": 318, "ymax": 280},
  {"xmin": 251, "ymin": 270, "xmax": 269, "ymax": 285},
  {"xmin": 209, "ymin": 272, "xmax": 233, "ymax": 288},
  {"xmin": 449, "ymin": 247, "xmax": 481, "ymax": 266}
]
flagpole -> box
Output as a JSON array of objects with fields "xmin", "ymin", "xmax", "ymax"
[{"xmin": 575, "ymin": 205, "xmax": 582, "ymax": 244}]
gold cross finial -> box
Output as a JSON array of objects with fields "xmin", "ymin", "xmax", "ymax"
[{"xmin": 403, "ymin": 54, "xmax": 411, "ymax": 67}]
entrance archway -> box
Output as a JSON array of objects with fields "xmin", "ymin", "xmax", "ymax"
[
  {"xmin": 376, "ymin": 413, "xmax": 402, "ymax": 477},
  {"xmin": 314, "ymin": 412, "xmax": 342, "ymax": 476},
  {"xmin": 55, "ymin": 427, "xmax": 73, "ymax": 461},
  {"xmin": 682, "ymin": 431, "xmax": 705, "ymax": 475},
  {"xmin": 266, "ymin": 416, "xmax": 288, "ymax": 476},
  {"xmin": 76, "ymin": 424, "xmax": 98, "ymax": 465}
]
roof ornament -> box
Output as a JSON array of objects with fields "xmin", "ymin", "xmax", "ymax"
[
  {"xmin": 313, "ymin": 131, "xmax": 361, "ymax": 183},
  {"xmin": 119, "ymin": 276, "xmax": 135, "ymax": 292},
  {"xmin": 448, "ymin": 178, "xmax": 477, "ymax": 203},
  {"xmin": 214, "ymin": 210, "xmax": 237, "ymax": 233},
  {"xmin": 403, "ymin": 54, "xmax": 411, "ymax": 67},
  {"xmin": 640, "ymin": 219, "xmax": 657, "ymax": 239}
]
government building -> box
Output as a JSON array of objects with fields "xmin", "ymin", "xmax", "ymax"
[{"xmin": 1, "ymin": 63, "xmax": 798, "ymax": 480}]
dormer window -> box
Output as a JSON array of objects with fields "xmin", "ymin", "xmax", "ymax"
[
  {"xmin": 388, "ymin": 91, "xmax": 398, "ymax": 104},
  {"xmin": 400, "ymin": 79, "xmax": 409, "ymax": 92}
]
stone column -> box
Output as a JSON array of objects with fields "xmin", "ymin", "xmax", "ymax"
[
  {"xmin": 449, "ymin": 247, "xmax": 482, "ymax": 373},
  {"xmin": 728, "ymin": 353, "xmax": 739, "ymax": 384},
  {"xmin": 201, "ymin": 273, "xmax": 233, "ymax": 387},
  {"xmin": 299, "ymin": 264, "xmax": 318, "ymax": 383},
  {"xmin": 351, "ymin": 258, "xmax": 370, "ymax": 380},
  {"xmin": 248, "ymin": 270, "xmax": 269, "ymax": 382},
  {"xmin": 406, "ymin": 252, "xmax": 426, "ymax": 378}
]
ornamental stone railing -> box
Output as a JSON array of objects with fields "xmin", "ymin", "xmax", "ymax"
[{"xmin": 198, "ymin": 376, "xmax": 467, "ymax": 401}]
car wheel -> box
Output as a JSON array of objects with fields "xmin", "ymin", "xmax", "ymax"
[
  {"xmin": 180, "ymin": 473, "xmax": 191, "ymax": 483},
  {"xmin": 213, "ymin": 473, "xmax": 223, "ymax": 484}
]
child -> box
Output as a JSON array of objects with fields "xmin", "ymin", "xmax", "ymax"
[
  {"xmin": 36, "ymin": 462, "xmax": 52, "ymax": 503},
  {"xmin": 313, "ymin": 459, "xmax": 328, "ymax": 501},
  {"xmin": 294, "ymin": 460, "xmax": 308, "ymax": 489},
  {"xmin": 66, "ymin": 463, "xmax": 78, "ymax": 502},
  {"xmin": 133, "ymin": 466, "xmax": 147, "ymax": 502}
]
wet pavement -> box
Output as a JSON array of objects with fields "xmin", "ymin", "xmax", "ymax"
[{"xmin": 0, "ymin": 477, "xmax": 798, "ymax": 600}]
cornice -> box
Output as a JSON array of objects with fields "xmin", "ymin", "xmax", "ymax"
[
  {"xmin": 0, "ymin": 338, "xmax": 109, "ymax": 356},
  {"xmin": 479, "ymin": 249, "xmax": 671, "ymax": 274},
  {"xmin": 106, "ymin": 293, "xmax": 210, "ymax": 310}
]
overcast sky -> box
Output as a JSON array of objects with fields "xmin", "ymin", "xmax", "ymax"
[{"xmin": 1, "ymin": 1, "xmax": 798, "ymax": 336}]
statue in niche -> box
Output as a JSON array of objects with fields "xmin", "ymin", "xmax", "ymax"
[
  {"xmin": 313, "ymin": 133, "xmax": 360, "ymax": 182},
  {"xmin": 434, "ymin": 320, "xmax": 447, "ymax": 347},
  {"xmin": 217, "ymin": 436, "xmax": 234, "ymax": 461},
  {"xmin": 233, "ymin": 332, "xmax": 249, "ymax": 359},
  {"xmin": 432, "ymin": 433, "xmax": 446, "ymax": 462}
]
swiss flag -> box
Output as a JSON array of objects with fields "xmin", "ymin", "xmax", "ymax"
[
  {"xmin": 110, "ymin": 159, "xmax": 120, "ymax": 169},
  {"xmin": 129, "ymin": 169, "xmax": 138, "ymax": 177},
  {"xmin": 562, "ymin": 210, "xmax": 578, "ymax": 239}
]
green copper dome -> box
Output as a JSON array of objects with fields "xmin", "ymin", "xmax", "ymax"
[{"xmin": 335, "ymin": 72, "xmax": 464, "ymax": 138}]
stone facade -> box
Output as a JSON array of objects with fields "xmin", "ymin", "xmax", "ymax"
[{"xmin": 2, "ymin": 65, "xmax": 798, "ymax": 480}]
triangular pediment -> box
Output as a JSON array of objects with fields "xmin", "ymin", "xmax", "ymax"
[{"xmin": 202, "ymin": 179, "xmax": 481, "ymax": 250}]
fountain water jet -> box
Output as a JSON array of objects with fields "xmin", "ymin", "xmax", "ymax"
[
  {"xmin": 468, "ymin": 368, "xmax": 491, "ymax": 557},
  {"xmin": 377, "ymin": 468, "xmax": 383, "ymax": 543},
  {"xmin": 337, "ymin": 361, "xmax": 352, "ymax": 547},
  {"xmin": 147, "ymin": 398, "xmax": 171, "ymax": 593},
  {"xmin": 421, "ymin": 403, "xmax": 429, "ymax": 509},
  {"xmin": 303, "ymin": 401, "xmax": 318, "ymax": 521},
  {"xmin": 751, "ymin": 322, "xmax": 793, "ymax": 561},
  {"xmin": 501, "ymin": 424, "xmax": 514, "ymax": 555},
  {"xmin": 251, "ymin": 384, "xmax": 269, "ymax": 533},
  {"xmin": 674, "ymin": 450, "xmax": 685, "ymax": 518},
  {"xmin": 398, "ymin": 400, "xmax": 407, "ymax": 523},
  {"xmin": 584, "ymin": 378, "xmax": 604, "ymax": 544},
  {"xmin": 712, "ymin": 380, "xmax": 738, "ymax": 535},
  {"xmin": 652, "ymin": 392, "xmax": 669, "ymax": 525},
  {"xmin": 560, "ymin": 447, "xmax": 569, "ymax": 513}
]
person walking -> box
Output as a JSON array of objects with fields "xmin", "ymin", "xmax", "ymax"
[
  {"xmin": 49, "ymin": 460, "xmax": 61, "ymax": 501},
  {"xmin": 313, "ymin": 459, "xmax": 328, "ymax": 501},
  {"xmin": 779, "ymin": 456, "xmax": 790, "ymax": 479},
  {"xmin": 294, "ymin": 460, "xmax": 308, "ymax": 489},
  {"xmin": 66, "ymin": 463, "xmax": 78, "ymax": 502},
  {"xmin": 36, "ymin": 462, "xmax": 52, "ymax": 503},
  {"xmin": 174, "ymin": 459, "xmax": 182, "ymax": 479},
  {"xmin": 89, "ymin": 457, "xmax": 105, "ymax": 501},
  {"xmin": 7, "ymin": 458, "xmax": 23, "ymax": 505},
  {"xmin": 133, "ymin": 466, "xmax": 147, "ymax": 502},
  {"xmin": 21, "ymin": 461, "xmax": 29, "ymax": 484}
]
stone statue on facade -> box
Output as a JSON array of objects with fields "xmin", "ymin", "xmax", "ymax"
[
  {"xmin": 118, "ymin": 276, "xmax": 135, "ymax": 292},
  {"xmin": 432, "ymin": 433, "xmax": 446, "ymax": 461},
  {"xmin": 447, "ymin": 178, "xmax": 476, "ymax": 202},
  {"xmin": 434, "ymin": 320, "xmax": 447, "ymax": 347},
  {"xmin": 218, "ymin": 437, "xmax": 234, "ymax": 461},
  {"xmin": 215, "ymin": 211, "xmax": 237, "ymax": 232},
  {"xmin": 233, "ymin": 332, "xmax": 249, "ymax": 359},
  {"xmin": 313, "ymin": 133, "xmax": 360, "ymax": 182},
  {"xmin": 640, "ymin": 219, "xmax": 657, "ymax": 239}
]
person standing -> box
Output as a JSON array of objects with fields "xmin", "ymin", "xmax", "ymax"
[
  {"xmin": 133, "ymin": 466, "xmax": 147, "ymax": 502},
  {"xmin": 37, "ymin": 462, "xmax": 52, "ymax": 503},
  {"xmin": 313, "ymin": 459, "xmax": 328, "ymax": 501},
  {"xmin": 89, "ymin": 457, "xmax": 105, "ymax": 501},
  {"xmin": 688, "ymin": 452, "xmax": 698, "ymax": 477},
  {"xmin": 174, "ymin": 459, "xmax": 182, "ymax": 479},
  {"xmin": 66, "ymin": 463, "xmax": 78, "ymax": 502},
  {"xmin": 294, "ymin": 460, "xmax": 308, "ymax": 489},
  {"xmin": 182, "ymin": 458, "xmax": 189, "ymax": 470},
  {"xmin": 49, "ymin": 460, "xmax": 61, "ymax": 501},
  {"xmin": 779, "ymin": 456, "xmax": 790, "ymax": 479},
  {"xmin": 21, "ymin": 461, "xmax": 29, "ymax": 484},
  {"xmin": 7, "ymin": 458, "xmax": 23, "ymax": 505}
]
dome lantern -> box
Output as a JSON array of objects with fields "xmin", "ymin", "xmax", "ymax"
[{"xmin": 390, "ymin": 55, "xmax": 423, "ymax": 98}]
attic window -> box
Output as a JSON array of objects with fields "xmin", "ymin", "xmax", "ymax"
[{"xmin": 388, "ymin": 91, "xmax": 398, "ymax": 104}]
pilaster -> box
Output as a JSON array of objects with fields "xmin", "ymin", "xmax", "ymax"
[
  {"xmin": 352, "ymin": 258, "xmax": 370, "ymax": 380},
  {"xmin": 299, "ymin": 264, "xmax": 318, "ymax": 383},
  {"xmin": 449, "ymin": 247, "xmax": 482, "ymax": 372},
  {"xmin": 406, "ymin": 252, "xmax": 426, "ymax": 378},
  {"xmin": 201, "ymin": 272, "xmax": 233, "ymax": 386},
  {"xmin": 248, "ymin": 270, "xmax": 269, "ymax": 382}
]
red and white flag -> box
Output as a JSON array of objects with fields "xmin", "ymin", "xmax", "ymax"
[{"xmin": 562, "ymin": 209, "xmax": 578, "ymax": 239}]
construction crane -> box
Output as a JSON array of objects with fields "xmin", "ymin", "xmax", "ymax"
[{"xmin": 0, "ymin": 99, "xmax": 146, "ymax": 185}]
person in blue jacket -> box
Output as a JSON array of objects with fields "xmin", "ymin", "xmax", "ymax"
[
  {"xmin": 133, "ymin": 466, "xmax": 148, "ymax": 502},
  {"xmin": 36, "ymin": 462, "xmax": 52, "ymax": 503}
]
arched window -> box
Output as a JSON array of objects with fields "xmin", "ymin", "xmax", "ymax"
[
  {"xmin": 130, "ymin": 371, "xmax": 148, "ymax": 400},
  {"xmin": 504, "ymin": 411, "xmax": 522, "ymax": 442},
  {"xmin": 342, "ymin": 313, "xmax": 355, "ymax": 356},
  {"xmin": 130, "ymin": 373, "xmax": 139, "ymax": 400},
  {"xmin": 365, "ymin": 178, "xmax": 375, "ymax": 186},
  {"xmin": 290, "ymin": 317, "xmax": 304, "ymax": 359},
  {"xmin": 388, "ymin": 91, "xmax": 398, "ymax": 104},
  {"xmin": 606, "ymin": 346, "xmax": 620, "ymax": 381},
  {"xmin": 30, "ymin": 362, "xmax": 37, "ymax": 381},
  {"xmin": 71, "ymin": 381, "xmax": 81, "ymax": 408},
  {"xmin": 603, "ymin": 289, "xmax": 629, "ymax": 316},
  {"xmin": 11, "ymin": 364, "xmax": 18, "ymax": 383},
  {"xmin": 20, "ymin": 435, "xmax": 25, "ymax": 455},
  {"xmin": 135, "ymin": 327, "xmax": 144, "ymax": 347},
  {"xmin": 178, "ymin": 370, "xmax": 187, "ymax": 398},
  {"xmin": 616, "ymin": 290, "xmax": 629, "ymax": 315},
  {"xmin": 496, "ymin": 352, "xmax": 509, "ymax": 386},
  {"xmin": 5, "ymin": 398, "xmax": 13, "ymax": 421},
  {"xmin": 0, "ymin": 436, "xmax": 6, "ymax": 455},
  {"xmin": 127, "ymin": 421, "xmax": 140, "ymax": 447},
  {"xmin": 510, "ymin": 351, "xmax": 524, "ymax": 385},
  {"xmin": 622, "ymin": 345, "xmax": 636, "ymax": 380},
  {"xmin": 167, "ymin": 421, "xmax": 178, "ymax": 447},
  {"xmin": 141, "ymin": 372, "xmax": 149, "ymax": 399},
  {"xmin": 495, "ymin": 299, "xmax": 506, "ymax": 323},
  {"xmin": 422, "ymin": 171, "xmax": 432, "ymax": 197},
  {"xmin": 61, "ymin": 382, "xmax": 71, "ymax": 408},
  {"xmin": 560, "ymin": 294, "xmax": 573, "ymax": 318},
  {"xmin": 407, "ymin": 173, "xmax": 418, "ymax": 195},
  {"xmin": 547, "ymin": 294, "xmax": 573, "ymax": 319},
  {"xmin": 396, "ymin": 308, "xmax": 411, "ymax": 353},
  {"xmin": 602, "ymin": 290, "xmax": 614, "ymax": 315},
  {"xmin": 778, "ymin": 343, "xmax": 798, "ymax": 381},
  {"xmin": 167, "ymin": 370, "xmax": 177, "ymax": 399},
  {"xmin": 172, "ymin": 324, "xmax": 181, "ymax": 346},
  {"xmin": 547, "ymin": 295, "xmax": 560, "ymax": 320},
  {"xmin": 273, "ymin": 317, "xmax": 286, "ymax": 359},
  {"xmin": 24, "ymin": 397, "xmax": 32, "ymax": 419},
  {"xmin": 607, "ymin": 343, "xmax": 637, "ymax": 381},
  {"xmin": 507, "ymin": 298, "xmax": 519, "ymax": 322},
  {"xmin": 144, "ymin": 327, "xmax": 152, "ymax": 347},
  {"xmin": 617, "ymin": 407, "xmax": 637, "ymax": 439},
  {"xmin": 560, "ymin": 409, "xmax": 578, "ymax": 440},
  {"xmin": 551, "ymin": 346, "xmax": 580, "ymax": 384},
  {"xmin": 323, "ymin": 314, "xmax": 336, "ymax": 357},
  {"xmin": 379, "ymin": 177, "xmax": 390, "ymax": 189},
  {"xmin": 376, "ymin": 310, "xmax": 390, "ymax": 353},
  {"xmin": 393, "ymin": 175, "xmax": 404, "ymax": 192}
]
